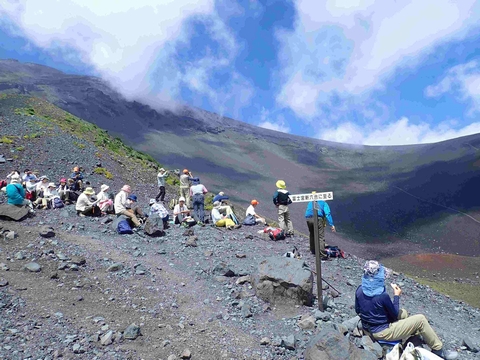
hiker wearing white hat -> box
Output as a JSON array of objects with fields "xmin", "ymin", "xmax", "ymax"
[
  {"xmin": 33, "ymin": 180, "xmax": 57, "ymax": 209},
  {"xmin": 96, "ymin": 184, "xmax": 113, "ymax": 213},
  {"xmin": 173, "ymin": 196, "xmax": 191, "ymax": 225},
  {"xmin": 155, "ymin": 168, "xmax": 169, "ymax": 203},
  {"xmin": 114, "ymin": 185, "xmax": 141, "ymax": 227}
]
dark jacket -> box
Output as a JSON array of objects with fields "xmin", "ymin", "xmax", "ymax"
[
  {"xmin": 213, "ymin": 194, "xmax": 229, "ymax": 203},
  {"xmin": 273, "ymin": 189, "xmax": 292, "ymax": 206},
  {"xmin": 355, "ymin": 285, "xmax": 399, "ymax": 334}
]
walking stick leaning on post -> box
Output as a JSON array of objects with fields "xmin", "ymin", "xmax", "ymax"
[{"xmin": 290, "ymin": 191, "xmax": 335, "ymax": 311}]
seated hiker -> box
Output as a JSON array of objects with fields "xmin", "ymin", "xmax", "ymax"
[
  {"xmin": 211, "ymin": 201, "xmax": 240, "ymax": 230},
  {"xmin": 6, "ymin": 169, "xmax": 21, "ymax": 182},
  {"xmin": 36, "ymin": 176, "xmax": 50, "ymax": 196},
  {"xmin": 76, "ymin": 187, "xmax": 100, "ymax": 216},
  {"xmin": 22, "ymin": 169, "xmax": 37, "ymax": 183},
  {"xmin": 149, "ymin": 198, "xmax": 170, "ymax": 230},
  {"xmin": 245, "ymin": 199, "xmax": 265, "ymax": 224},
  {"xmin": 6, "ymin": 174, "xmax": 33, "ymax": 209},
  {"xmin": 213, "ymin": 191, "xmax": 229, "ymax": 204},
  {"xmin": 70, "ymin": 166, "xmax": 84, "ymax": 191},
  {"xmin": 355, "ymin": 260, "xmax": 456, "ymax": 360},
  {"xmin": 155, "ymin": 168, "xmax": 169, "ymax": 202},
  {"xmin": 66, "ymin": 178, "xmax": 79, "ymax": 203},
  {"xmin": 24, "ymin": 175, "xmax": 38, "ymax": 201},
  {"xmin": 96, "ymin": 184, "xmax": 113, "ymax": 213},
  {"xmin": 173, "ymin": 196, "xmax": 192, "ymax": 225},
  {"xmin": 114, "ymin": 185, "xmax": 141, "ymax": 227},
  {"xmin": 190, "ymin": 177, "xmax": 208, "ymax": 226},
  {"xmin": 34, "ymin": 182, "xmax": 57, "ymax": 209},
  {"xmin": 126, "ymin": 194, "xmax": 146, "ymax": 221},
  {"xmin": 57, "ymin": 178, "xmax": 70, "ymax": 203}
]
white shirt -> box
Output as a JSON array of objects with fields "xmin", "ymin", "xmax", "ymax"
[
  {"xmin": 76, "ymin": 193, "xmax": 93, "ymax": 212},
  {"xmin": 211, "ymin": 208, "xmax": 223, "ymax": 223},
  {"xmin": 173, "ymin": 204, "xmax": 189, "ymax": 215},
  {"xmin": 246, "ymin": 205, "xmax": 256, "ymax": 216},
  {"xmin": 96, "ymin": 190, "xmax": 109, "ymax": 202},
  {"xmin": 114, "ymin": 190, "xmax": 128, "ymax": 214}
]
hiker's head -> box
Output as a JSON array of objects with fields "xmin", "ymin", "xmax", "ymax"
[
  {"xmin": 73, "ymin": 166, "xmax": 80, "ymax": 172},
  {"xmin": 149, "ymin": 198, "xmax": 156, "ymax": 206},
  {"xmin": 60, "ymin": 178, "xmax": 67, "ymax": 184},
  {"xmin": 192, "ymin": 177, "xmax": 200, "ymax": 184},
  {"xmin": 40, "ymin": 176, "xmax": 49, "ymax": 183},
  {"xmin": 251, "ymin": 199, "xmax": 259, "ymax": 207},
  {"xmin": 127, "ymin": 194, "xmax": 137, "ymax": 203},
  {"xmin": 10, "ymin": 174, "xmax": 21, "ymax": 184},
  {"xmin": 121, "ymin": 185, "xmax": 131, "ymax": 193},
  {"xmin": 24, "ymin": 169, "xmax": 31, "ymax": 174},
  {"xmin": 179, "ymin": 196, "xmax": 186, "ymax": 204},
  {"xmin": 159, "ymin": 168, "xmax": 165, "ymax": 173},
  {"xmin": 100, "ymin": 184, "xmax": 109, "ymax": 192},
  {"xmin": 47, "ymin": 182, "xmax": 56, "ymax": 189},
  {"xmin": 83, "ymin": 187, "xmax": 95, "ymax": 196},
  {"xmin": 219, "ymin": 191, "xmax": 225, "ymax": 196},
  {"xmin": 213, "ymin": 201, "xmax": 221, "ymax": 208},
  {"xmin": 183, "ymin": 169, "xmax": 189, "ymax": 174},
  {"xmin": 276, "ymin": 180, "xmax": 286, "ymax": 189},
  {"xmin": 361, "ymin": 260, "xmax": 392, "ymax": 297}
]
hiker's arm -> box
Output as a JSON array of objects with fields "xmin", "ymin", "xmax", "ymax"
[
  {"xmin": 382, "ymin": 293, "xmax": 399, "ymax": 323},
  {"xmin": 323, "ymin": 202, "xmax": 335, "ymax": 228}
]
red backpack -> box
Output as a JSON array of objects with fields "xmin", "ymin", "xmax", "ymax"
[{"xmin": 264, "ymin": 227, "xmax": 286, "ymax": 241}]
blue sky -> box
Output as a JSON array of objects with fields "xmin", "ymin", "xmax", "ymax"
[{"xmin": 1, "ymin": 0, "xmax": 480, "ymax": 145}]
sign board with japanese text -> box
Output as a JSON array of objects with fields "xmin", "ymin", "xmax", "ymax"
[{"xmin": 289, "ymin": 192, "xmax": 333, "ymax": 203}]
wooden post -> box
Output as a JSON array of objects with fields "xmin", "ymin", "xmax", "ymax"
[{"xmin": 312, "ymin": 200, "xmax": 323, "ymax": 311}]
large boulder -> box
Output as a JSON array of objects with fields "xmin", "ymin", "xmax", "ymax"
[
  {"xmin": 0, "ymin": 204, "xmax": 29, "ymax": 221},
  {"xmin": 304, "ymin": 327, "xmax": 378, "ymax": 360},
  {"xmin": 253, "ymin": 257, "xmax": 313, "ymax": 306}
]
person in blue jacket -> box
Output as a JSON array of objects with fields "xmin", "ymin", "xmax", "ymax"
[
  {"xmin": 213, "ymin": 191, "xmax": 229, "ymax": 204},
  {"xmin": 6, "ymin": 174, "xmax": 32, "ymax": 209},
  {"xmin": 355, "ymin": 261, "xmax": 456, "ymax": 360},
  {"xmin": 70, "ymin": 166, "xmax": 84, "ymax": 191},
  {"xmin": 305, "ymin": 191, "xmax": 335, "ymax": 257}
]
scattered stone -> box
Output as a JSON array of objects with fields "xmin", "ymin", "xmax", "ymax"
[
  {"xmin": 107, "ymin": 263, "xmax": 123, "ymax": 272},
  {"xmin": 50, "ymin": 272, "xmax": 58, "ymax": 279},
  {"xmin": 314, "ymin": 310, "xmax": 331, "ymax": 321},
  {"xmin": 39, "ymin": 226, "xmax": 55, "ymax": 238},
  {"xmin": 342, "ymin": 316, "xmax": 360, "ymax": 333},
  {"xmin": 298, "ymin": 315, "xmax": 316, "ymax": 330},
  {"xmin": 241, "ymin": 304, "xmax": 253, "ymax": 318},
  {"xmin": 0, "ymin": 279, "xmax": 8, "ymax": 287},
  {"xmin": 24, "ymin": 262, "xmax": 41, "ymax": 272},
  {"xmin": 70, "ymin": 256, "xmax": 86, "ymax": 265},
  {"xmin": 14, "ymin": 251, "xmax": 26, "ymax": 260},
  {"xmin": 101, "ymin": 217, "xmax": 113, "ymax": 225},
  {"xmin": 124, "ymin": 323, "xmax": 141, "ymax": 340},
  {"xmin": 236, "ymin": 275, "xmax": 251, "ymax": 285},
  {"xmin": 462, "ymin": 337, "xmax": 479, "ymax": 352},
  {"xmin": 204, "ymin": 250, "xmax": 213, "ymax": 257},
  {"xmin": 0, "ymin": 263, "xmax": 9, "ymax": 271},
  {"xmin": 180, "ymin": 348, "xmax": 192, "ymax": 359},
  {"xmin": 281, "ymin": 334, "xmax": 296, "ymax": 350},
  {"xmin": 185, "ymin": 236, "xmax": 197, "ymax": 247},
  {"xmin": 236, "ymin": 253, "xmax": 246, "ymax": 258},
  {"xmin": 57, "ymin": 253, "xmax": 69, "ymax": 261},
  {"xmin": 183, "ymin": 229, "xmax": 194, "ymax": 236},
  {"xmin": 212, "ymin": 262, "xmax": 236, "ymax": 277},
  {"xmin": 260, "ymin": 337, "xmax": 270, "ymax": 345},
  {"xmin": 360, "ymin": 335, "xmax": 383, "ymax": 358},
  {"xmin": 5, "ymin": 231, "xmax": 17, "ymax": 240},
  {"xmin": 254, "ymin": 257, "xmax": 313, "ymax": 306},
  {"xmin": 168, "ymin": 355, "xmax": 177, "ymax": 360},
  {"xmin": 101, "ymin": 330, "xmax": 114, "ymax": 346}
]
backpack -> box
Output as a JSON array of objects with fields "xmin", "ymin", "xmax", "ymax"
[
  {"xmin": 325, "ymin": 245, "xmax": 345, "ymax": 258},
  {"xmin": 52, "ymin": 197, "xmax": 64, "ymax": 209},
  {"xmin": 169, "ymin": 198, "xmax": 178, "ymax": 210},
  {"xmin": 229, "ymin": 213, "xmax": 239, "ymax": 225},
  {"xmin": 0, "ymin": 179, "xmax": 7, "ymax": 190},
  {"xmin": 243, "ymin": 214, "xmax": 256, "ymax": 226},
  {"xmin": 266, "ymin": 228, "xmax": 285, "ymax": 241},
  {"xmin": 117, "ymin": 219, "xmax": 134, "ymax": 234}
]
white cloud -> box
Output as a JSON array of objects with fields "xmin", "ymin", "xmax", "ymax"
[
  {"xmin": 319, "ymin": 117, "xmax": 480, "ymax": 145},
  {"xmin": 0, "ymin": 0, "xmax": 254, "ymax": 115},
  {"xmin": 258, "ymin": 108, "xmax": 290, "ymax": 133},
  {"xmin": 277, "ymin": 0, "xmax": 480, "ymax": 118},
  {"xmin": 425, "ymin": 61, "xmax": 480, "ymax": 114}
]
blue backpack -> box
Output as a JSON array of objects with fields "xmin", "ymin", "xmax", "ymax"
[
  {"xmin": 117, "ymin": 220, "xmax": 133, "ymax": 234},
  {"xmin": 53, "ymin": 197, "xmax": 64, "ymax": 209}
]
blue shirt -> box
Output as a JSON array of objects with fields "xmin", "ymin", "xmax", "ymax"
[
  {"xmin": 304, "ymin": 201, "xmax": 334, "ymax": 227},
  {"xmin": 213, "ymin": 194, "xmax": 229, "ymax": 203},
  {"xmin": 355, "ymin": 285, "xmax": 400, "ymax": 334}
]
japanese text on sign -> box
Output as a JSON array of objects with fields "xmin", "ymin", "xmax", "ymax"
[{"xmin": 289, "ymin": 192, "xmax": 333, "ymax": 203}]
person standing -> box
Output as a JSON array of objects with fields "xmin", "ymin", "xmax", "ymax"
[
  {"xmin": 305, "ymin": 191, "xmax": 336, "ymax": 258},
  {"xmin": 272, "ymin": 180, "xmax": 294, "ymax": 236},
  {"xmin": 179, "ymin": 169, "xmax": 193, "ymax": 208},
  {"xmin": 155, "ymin": 168, "xmax": 169, "ymax": 202},
  {"xmin": 190, "ymin": 177, "xmax": 208, "ymax": 226}
]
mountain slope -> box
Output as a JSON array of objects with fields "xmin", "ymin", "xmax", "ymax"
[{"xmin": 1, "ymin": 59, "xmax": 480, "ymax": 257}]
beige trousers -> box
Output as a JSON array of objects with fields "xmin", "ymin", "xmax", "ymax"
[
  {"xmin": 180, "ymin": 187, "xmax": 190, "ymax": 208},
  {"xmin": 278, "ymin": 205, "xmax": 294, "ymax": 234},
  {"xmin": 118, "ymin": 209, "xmax": 141, "ymax": 227},
  {"xmin": 373, "ymin": 309, "xmax": 443, "ymax": 351}
]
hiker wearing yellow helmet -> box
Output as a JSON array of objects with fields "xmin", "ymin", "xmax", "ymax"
[{"xmin": 272, "ymin": 180, "xmax": 294, "ymax": 236}]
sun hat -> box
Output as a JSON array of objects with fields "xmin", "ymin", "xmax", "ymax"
[
  {"xmin": 179, "ymin": 197, "xmax": 186, "ymax": 202},
  {"xmin": 213, "ymin": 201, "xmax": 221, "ymax": 207},
  {"xmin": 149, "ymin": 198, "xmax": 156, "ymax": 205},
  {"xmin": 361, "ymin": 260, "xmax": 392, "ymax": 297},
  {"xmin": 219, "ymin": 191, "xmax": 225, "ymax": 196},
  {"xmin": 251, "ymin": 199, "xmax": 259, "ymax": 205},
  {"xmin": 121, "ymin": 185, "xmax": 131, "ymax": 193},
  {"xmin": 100, "ymin": 184, "xmax": 109, "ymax": 192},
  {"xmin": 60, "ymin": 178, "xmax": 67, "ymax": 183},
  {"xmin": 10, "ymin": 174, "xmax": 21, "ymax": 183},
  {"xmin": 40, "ymin": 175, "xmax": 49, "ymax": 181},
  {"xmin": 47, "ymin": 182, "xmax": 56, "ymax": 188},
  {"xmin": 192, "ymin": 177, "xmax": 200, "ymax": 184},
  {"xmin": 127, "ymin": 194, "xmax": 137, "ymax": 202},
  {"xmin": 159, "ymin": 168, "xmax": 165, "ymax": 172},
  {"xmin": 183, "ymin": 169, "xmax": 189, "ymax": 174},
  {"xmin": 83, "ymin": 187, "xmax": 95, "ymax": 195},
  {"xmin": 276, "ymin": 180, "xmax": 286, "ymax": 189}
]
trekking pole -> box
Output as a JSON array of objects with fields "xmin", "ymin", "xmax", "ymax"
[{"xmin": 305, "ymin": 267, "xmax": 341, "ymax": 295}]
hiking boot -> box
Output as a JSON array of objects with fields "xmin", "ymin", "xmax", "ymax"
[
  {"xmin": 234, "ymin": 224, "xmax": 242, "ymax": 229},
  {"xmin": 197, "ymin": 221, "xmax": 205, "ymax": 227},
  {"xmin": 226, "ymin": 226, "xmax": 234, "ymax": 230},
  {"xmin": 432, "ymin": 349, "xmax": 458, "ymax": 359}
]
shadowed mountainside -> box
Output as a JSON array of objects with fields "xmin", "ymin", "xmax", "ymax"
[{"xmin": 1, "ymin": 58, "xmax": 480, "ymax": 257}]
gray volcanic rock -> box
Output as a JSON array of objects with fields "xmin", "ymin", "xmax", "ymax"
[
  {"xmin": 254, "ymin": 257, "xmax": 313, "ymax": 306},
  {"xmin": 24, "ymin": 262, "xmax": 41, "ymax": 272}
]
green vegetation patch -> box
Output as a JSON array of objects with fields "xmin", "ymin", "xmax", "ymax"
[
  {"xmin": 0, "ymin": 135, "xmax": 15, "ymax": 144},
  {"xmin": 73, "ymin": 141, "xmax": 86, "ymax": 149},
  {"xmin": 415, "ymin": 278, "xmax": 480, "ymax": 309},
  {"xmin": 93, "ymin": 167, "xmax": 114, "ymax": 180},
  {"xmin": 23, "ymin": 133, "xmax": 41, "ymax": 140}
]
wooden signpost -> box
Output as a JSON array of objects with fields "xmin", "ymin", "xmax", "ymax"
[{"xmin": 289, "ymin": 191, "xmax": 334, "ymax": 310}]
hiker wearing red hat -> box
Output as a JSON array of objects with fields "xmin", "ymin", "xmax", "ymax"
[
  {"xmin": 245, "ymin": 199, "xmax": 265, "ymax": 225},
  {"xmin": 179, "ymin": 168, "xmax": 194, "ymax": 208}
]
